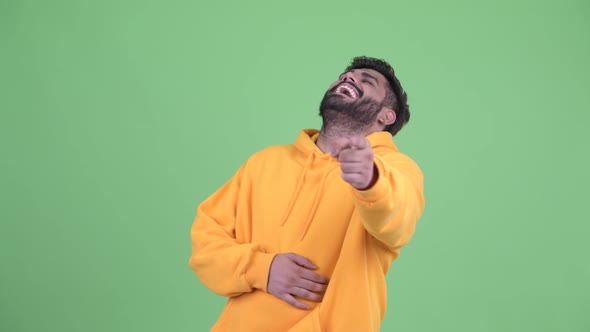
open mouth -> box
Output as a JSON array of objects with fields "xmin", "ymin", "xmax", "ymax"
[{"xmin": 333, "ymin": 83, "xmax": 360, "ymax": 99}]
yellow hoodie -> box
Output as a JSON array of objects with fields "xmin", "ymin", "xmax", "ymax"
[{"xmin": 189, "ymin": 129, "xmax": 425, "ymax": 331}]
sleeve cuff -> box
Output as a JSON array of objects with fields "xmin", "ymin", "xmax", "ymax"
[{"xmin": 244, "ymin": 251, "xmax": 276, "ymax": 292}]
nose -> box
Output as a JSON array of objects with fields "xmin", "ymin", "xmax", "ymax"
[{"xmin": 341, "ymin": 71, "xmax": 356, "ymax": 83}]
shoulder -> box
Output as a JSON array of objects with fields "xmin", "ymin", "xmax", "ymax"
[
  {"xmin": 252, "ymin": 144, "xmax": 296, "ymax": 158},
  {"xmin": 376, "ymin": 149, "xmax": 423, "ymax": 178},
  {"xmin": 243, "ymin": 144, "xmax": 299, "ymax": 168}
]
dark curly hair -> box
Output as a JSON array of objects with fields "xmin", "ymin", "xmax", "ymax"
[{"xmin": 345, "ymin": 56, "xmax": 410, "ymax": 136}]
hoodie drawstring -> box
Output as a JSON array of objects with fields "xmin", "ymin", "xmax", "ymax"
[
  {"xmin": 280, "ymin": 151, "xmax": 315, "ymax": 226},
  {"xmin": 299, "ymin": 158, "xmax": 333, "ymax": 240},
  {"xmin": 280, "ymin": 150, "xmax": 337, "ymax": 240}
]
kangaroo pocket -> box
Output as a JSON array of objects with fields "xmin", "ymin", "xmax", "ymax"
[
  {"xmin": 287, "ymin": 306, "xmax": 322, "ymax": 332},
  {"xmin": 211, "ymin": 290, "xmax": 320, "ymax": 332}
]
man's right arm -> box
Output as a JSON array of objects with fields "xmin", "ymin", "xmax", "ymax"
[
  {"xmin": 189, "ymin": 160, "xmax": 329, "ymax": 306},
  {"xmin": 188, "ymin": 164, "xmax": 276, "ymax": 297}
]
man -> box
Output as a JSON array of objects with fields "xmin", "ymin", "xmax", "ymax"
[{"xmin": 189, "ymin": 56, "xmax": 425, "ymax": 331}]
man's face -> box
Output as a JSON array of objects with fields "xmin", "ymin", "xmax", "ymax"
[{"xmin": 319, "ymin": 69, "xmax": 391, "ymax": 133}]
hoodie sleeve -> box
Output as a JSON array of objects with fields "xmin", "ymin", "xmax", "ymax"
[
  {"xmin": 188, "ymin": 163, "xmax": 276, "ymax": 297},
  {"xmin": 351, "ymin": 153, "xmax": 425, "ymax": 251}
]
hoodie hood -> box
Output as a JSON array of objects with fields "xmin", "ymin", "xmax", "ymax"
[{"xmin": 294, "ymin": 129, "xmax": 399, "ymax": 156}]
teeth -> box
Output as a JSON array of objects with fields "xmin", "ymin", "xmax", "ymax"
[{"xmin": 338, "ymin": 84, "xmax": 358, "ymax": 98}]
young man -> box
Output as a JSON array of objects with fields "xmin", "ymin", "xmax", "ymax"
[{"xmin": 189, "ymin": 56, "xmax": 425, "ymax": 331}]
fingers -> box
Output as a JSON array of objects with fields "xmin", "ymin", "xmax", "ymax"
[
  {"xmin": 338, "ymin": 147, "xmax": 372, "ymax": 161},
  {"xmin": 341, "ymin": 173, "xmax": 366, "ymax": 186},
  {"xmin": 300, "ymin": 268, "xmax": 330, "ymax": 285},
  {"xmin": 339, "ymin": 162, "xmax": 371, "ymax": 174},
  {"xmin": 282, "ymin": 294, "xmax": 311, "ymax": 310},
  {"xmin": 290, "ymin": 287, "xmax": 324, "ymax": 302},
  {"xmin": 267, "ymin": 253, "xmax": 330, "ymax": 310},
  {"xmin": 342, "ymin": 136, "xmax": 370, "ymax": 151},
  {"xmin": 296, "ymin": 278, "xmax": 329, "ymax": 293},
  {"xmin": 338, "ymin": 143, "xmax": 373, "ymax": 164},
  {"xmin": 286, "ymin": 253, "xmax": 317, "ymax": 270},
  {"xmin": 348, "ymin": 136, "xmax": 369, "ymax": 150},
  {"xmin": 334, "ymin": 136, "xmax": 374, "ymax": 190},
  {"xmin": 331, "ymin": 136, "xmax": 370, "ymax": 158}
]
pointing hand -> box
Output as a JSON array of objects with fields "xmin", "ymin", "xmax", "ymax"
[{"xmin": 333, "ymin": 136, "xmax": 377, "ymax": 190}]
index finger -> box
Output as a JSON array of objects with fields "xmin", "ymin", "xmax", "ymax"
[
  {"xmin": 349, "ymin": 136, "xmax": 369, "ymax": 150},
  {"xmin": 300, "ymin": 268, "xmax": 330, "ymax": 285}
]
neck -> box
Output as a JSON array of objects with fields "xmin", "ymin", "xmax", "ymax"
[{"xmin": 316, "ymin": 125, "xmax": 367, "ymax": 156}]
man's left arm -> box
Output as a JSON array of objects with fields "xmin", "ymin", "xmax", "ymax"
[
  {"xmin": 337, "ymin": 137, "xmax": 425, "ymax": 250},
  {"xmin": 354, "ymin": 154, "xmax": 424, "ymax": 250}
]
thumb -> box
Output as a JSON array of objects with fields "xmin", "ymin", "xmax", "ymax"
[
  {"xmin": 330, "ymin": 148, "xmax": 340, "ymax": 159},
  {"xmin": 330, "ymin": 142, "xmax": 346, "ymax": 158},
  {"xmin": 287, "ymin": 253, "xmax": 317, "ymax": 269}
]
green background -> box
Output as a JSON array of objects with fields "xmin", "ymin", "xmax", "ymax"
[{"xmin": 2, "ymin": 0, "xmax": 589, "ymax": 331}]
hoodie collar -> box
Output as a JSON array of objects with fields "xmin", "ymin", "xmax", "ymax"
[{"xmin": 294, "ymin": 128, "xmax": 398, "ymax": 155}]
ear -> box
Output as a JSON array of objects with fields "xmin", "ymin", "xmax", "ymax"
[{"xmin": 378, "ymin": 108, "xmax": 396, "ymax": 126}]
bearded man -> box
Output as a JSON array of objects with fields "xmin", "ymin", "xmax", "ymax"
[{"xmin": 189, "ymin": 56, "xmax": 425, "ymax": 331}]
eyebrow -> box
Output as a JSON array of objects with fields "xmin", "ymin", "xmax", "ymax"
[{"xmin": 360, "ymin": 71, "xmax": 379, "ymax": 85}]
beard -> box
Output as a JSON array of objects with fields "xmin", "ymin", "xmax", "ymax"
[{"xmin": 319, "ymin": 91, "xmax": 384, "ymax": 135}]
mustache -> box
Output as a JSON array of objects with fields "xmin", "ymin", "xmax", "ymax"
[{"xmin": 329, "ymin": 81, "xmax": 363, "ymax": 98}]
